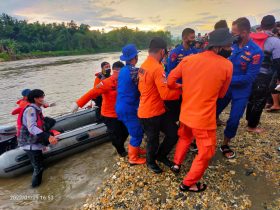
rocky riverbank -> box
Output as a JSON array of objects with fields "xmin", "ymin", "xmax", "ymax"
[{"xmin": 78, "ymin": 110, "xmax": 280, "ymax": 210}]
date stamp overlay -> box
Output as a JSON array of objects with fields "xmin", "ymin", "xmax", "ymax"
[{"xmin": 10, "ymin": 194, "xmax": 54, "ymax": 201}]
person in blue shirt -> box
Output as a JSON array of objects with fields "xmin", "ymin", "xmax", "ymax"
[
  {"xmin": 166, "ymin": 28, "xmax": 198, "ymax": 76},
  {"xmin": 116, "ymin": 44, "xmax": 146, "ymax": 165},
  {"xmin": 194, "ymin": 38, "xmax": 205, "ymax": 53},
  {"xmin": 217, "ymin": 17, "xmax": 264, "ymax": 159},
  {"xmin": 165, "ymin": 28, "xmax": 199, "ymax": 151}
]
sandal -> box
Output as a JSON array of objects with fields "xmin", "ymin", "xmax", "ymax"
[
  {"xmin": 267, "ymin": 108, "xmax": 280, "ymax": 113},
  {"xmin": 170, "ymin": 164, "xmax": 181, "ymax": 174},
  {"xmin": 190, "ymin": 142, "xmax": 198, "ymax": 152},
  {"xmin": 179, "ymin": 182, "xmax": 207, "ymax": 193},
  {"xmin": 220, "ymin": 145, "xmax": 235, "ymax": 159}
]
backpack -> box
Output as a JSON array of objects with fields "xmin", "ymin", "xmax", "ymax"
[{"xmin": 250, "ymin": 32, "xmax": 269, "ymax": 50}]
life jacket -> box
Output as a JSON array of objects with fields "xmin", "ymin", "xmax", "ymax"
[
  {"xmin": 250, "ymin": 32, "xmax": 273, "ymax": 70},
  {"xmin": 11, "ymin": 100, "xmax": 30, "ymax": 115},
  {"xmin": 17, "ymin": 104, "xmax": 44, "ymax": 146}
]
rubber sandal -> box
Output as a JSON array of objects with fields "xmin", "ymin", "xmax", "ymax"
[
  {"xmin": 220, "ymin": 145, "xmax": 235, "ymax": 159},
  {"xmin": 179, "ymin": 182, "xmax": 207, "ymax": 193},
  {"xmin": 267, "ymin": 108, "xmax": 280, "ymax": 113},
  {"xmin": 170, "ymin": 164, "xmax": 181, "ymax": 174},
  {"xmin": 190, "ymin": 142, "xmax": 198, "ymax": 152}
]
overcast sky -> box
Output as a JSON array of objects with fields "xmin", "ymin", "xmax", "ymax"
[{"xmin": 2, "ymin": 0, "xmax": 280, "ymax": 36}]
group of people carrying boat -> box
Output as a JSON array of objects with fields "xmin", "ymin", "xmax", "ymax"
[{"xmin": 13, "ymin": 15, "xmax": 280, "ymax": 192}]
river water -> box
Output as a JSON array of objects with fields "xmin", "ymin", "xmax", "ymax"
[{"xmin": 0, "ymin": 52, "xmax": 146, "ymax": 209}]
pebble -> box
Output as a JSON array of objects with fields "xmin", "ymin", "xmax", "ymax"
[
  {"xmin": 79, "ymin": 111, "xmax": 280, "ymax": 210},
  {"xmin": 230, "ymin": 170, "xmax": 236, "ymax": 175},
  {"xmin": 228, "ymin": 159, "xmax": 237, "ymax": 163},
  {"xmin": 138, "ymin": 182, "xmax": 144, "ymax": 187}
]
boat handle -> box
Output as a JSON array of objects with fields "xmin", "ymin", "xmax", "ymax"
[
  {"xmin": 76, "ymin": 133, "xmax": 89, "ymax": 141},
  {"xmin": 15, "ymin": 154, "xmax": 29, "ymax": 162}
]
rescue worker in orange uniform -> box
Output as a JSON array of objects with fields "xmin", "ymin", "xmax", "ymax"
[
  {"xmin": 92, "ymin": 61, "xmax": 111, "ymax": 119},
  {"xmin": 138, "ymin": 37, "xmax": 181, "ymax": 174},
  {"xmin": 168, "ymin": 28, "xmax": 233, "ymax": 192},
  {"xmin": 71, "ymin": 61, "xmax": 129, "ymax": 157}
]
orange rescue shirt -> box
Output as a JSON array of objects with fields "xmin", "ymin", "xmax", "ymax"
[
  {"xmin": 93, "ymin": 77, "xmax": 101, "ymax": 88},
  {"xmin": 168, "ymin": 51, "xmax": 233, "ymax": 130},
  {"xmin": 77, "ymin": 76, "xmax": 117, "ymax": 118},
  {"xmin": 138, "ymin": 56, "xmax": 181, "ymax": 118}
]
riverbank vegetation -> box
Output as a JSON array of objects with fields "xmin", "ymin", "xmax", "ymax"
[{"xmin": 0, "ymin": 13, "xmax": 172, "ymax": 61}]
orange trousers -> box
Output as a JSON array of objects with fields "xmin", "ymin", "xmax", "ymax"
[{"xmin": 173, "ymin": 123, "xmax": 216, "ymax": 186}]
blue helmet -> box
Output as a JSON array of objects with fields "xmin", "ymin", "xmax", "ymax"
[{"xmin": 21, "ymin": 89, "xmax": 31, "ymax": 97}]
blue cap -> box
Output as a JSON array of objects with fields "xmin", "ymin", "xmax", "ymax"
[
  {"xmin": 120, "ymin": 44, "xmax": 139, "ymax": 61},
  {"xmin": 21, "ymin": 89, "xmax": 31, "ymax": 97}
]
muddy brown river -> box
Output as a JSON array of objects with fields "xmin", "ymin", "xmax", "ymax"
[{"xmin": 0, "ymin": 52, "xmax": 146, "ymax": 209}]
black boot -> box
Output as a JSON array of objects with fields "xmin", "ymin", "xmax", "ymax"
[
  {"xmin": 119, "ymin": 151, "xmax": 128, "ymax": 157},
  {"xmin": 115, "ymin": 145, "xmax": 127, "ymax": 157},
  {"xmin": 147, "ymin": 162, "xmax": 163, "ymax": 174},
  {"xmin": 156, "ymin": 156, "xmax": 174, "ymax": 168}
]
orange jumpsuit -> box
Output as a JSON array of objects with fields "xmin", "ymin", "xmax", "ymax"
[{"xmin": 168, "ymin": 51, "xmax": 233, "ymax": 186}]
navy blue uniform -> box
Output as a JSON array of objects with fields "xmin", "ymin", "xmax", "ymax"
[
  {"xmin": 166, "ymin": 44, "xmax": 198, "ymax": 76},
  {"xmin": 217, "ymin": 39, "xmax": 264, "ymax": 138},
  {"xmin": 116, "ymin": 64, "xmax": 143, "ymax": 147}
]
